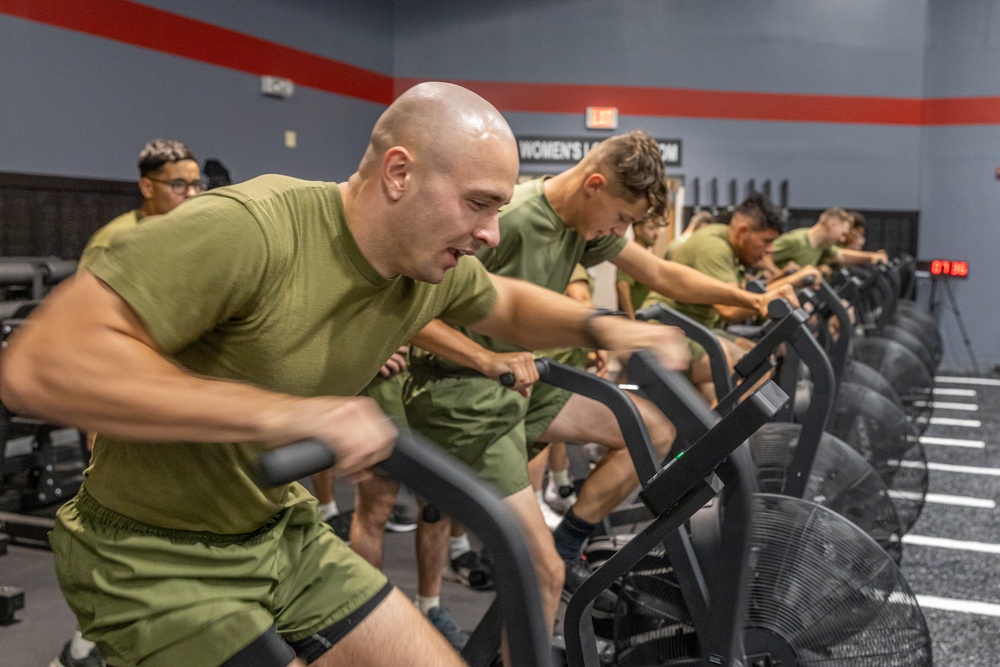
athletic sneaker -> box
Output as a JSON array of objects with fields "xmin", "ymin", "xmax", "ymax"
[
  {"xmin": 562, "ymin": 557, "xmax": 619, "ymax": 616},
  {"xmin": 544, "ymin": 478, "xmax": 577, "ymax": 514},
  {"xmin": 50, "ymin": 641, "xmax": 104, "ymax": 667},
  {"xmin": 537, "ymin": 495, "xmax": 565, "ymax": 531},
  {"xmin": 443, "ymin": 550, "xmax": 495, "ymax": 591},
  {"xmin": 426, "ymin": 606, "xmax": 470, "ymax": 651},
  {"xmin": 324, "ymin": 511, "xmax": 352, "ymax": 543},
  {"xmin": 384, "ymin": 504, "xmax": 417, "ymax": 533}
]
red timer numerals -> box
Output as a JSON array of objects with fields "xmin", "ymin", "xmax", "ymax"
[{"xmin": 930, "ymin": 260, "xmax": 969, "ymax": 278}]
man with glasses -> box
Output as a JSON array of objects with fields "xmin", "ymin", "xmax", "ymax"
[{"xmin": 78, "ymin": 139, "xmax": 202, "ymax": 269}]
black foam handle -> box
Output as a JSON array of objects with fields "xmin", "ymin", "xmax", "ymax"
[
  {"xmin": 258, "ymin": 439, "xmax": 337, "ymax": 487},
  {"xmin": 766, "ymin": 297, "xmax": 792, "ymax": 320},
  {"xmin": 499, "ymin": 358, "xmax": 550, "ymax": 387}
]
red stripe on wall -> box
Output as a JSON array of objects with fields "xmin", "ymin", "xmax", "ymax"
[
  {"xmin": 396, "ymin": 78, "xmax": 926, "ymax": 125},
  {"xmin": 0, "ymin": 0, "xmax": 394, "ymax": 105},
  {"xmin": 3, "ymin": 1, "xmax": 1000, "ymax": 126},
  {"xmin": 923, "ymin": 97, "xmax": 1000, "ymax": 125}
]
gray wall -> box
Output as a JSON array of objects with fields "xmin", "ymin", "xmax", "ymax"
[
  {"xmin": 0, "ymin": 0, "xmax": 392, "ymax": 183},
  {"xmin": 919, "ymin": 0, "xmax": 1000, "ymax": 369},
  {"xmin": 393, "ymin": 0, "xmax": 928, "ymax": 210},
  {"xmin": 3, "ymin": 0, "xmax": 999, "ymax": 366}
]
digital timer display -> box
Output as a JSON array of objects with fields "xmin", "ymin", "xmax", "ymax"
[{"xmin": 918, "ymin": 259, "xmax": 970, "ymax": 278}]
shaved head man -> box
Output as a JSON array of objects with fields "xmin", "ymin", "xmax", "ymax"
[{"xmin": 2, "ymin": 82, "xmax": 688, "ymax": 667}]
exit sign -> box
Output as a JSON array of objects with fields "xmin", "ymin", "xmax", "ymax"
[{"xmin": 586, "ymin": 107, "xmax": 618, "ymax": 130}]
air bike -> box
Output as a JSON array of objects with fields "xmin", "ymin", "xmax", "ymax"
[{"xmin": 556, "ymin": 303, "xmax": 931, "ymax": 665}]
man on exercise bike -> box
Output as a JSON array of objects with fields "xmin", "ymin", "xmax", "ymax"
[{"xmin": 0, "ymin": 83, "xmax": 688, "ymax": 667}]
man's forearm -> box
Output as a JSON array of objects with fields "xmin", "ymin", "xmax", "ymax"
[
  {"xmin": 409, "ymin": 320, "xmax": 492, "ymax": 374},
  {"xmin": 649, "ymin": 261, "xmax": 761, "ymax": 311}
]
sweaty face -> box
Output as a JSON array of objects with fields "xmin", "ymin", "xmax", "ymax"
[
  {"xmin": 395, "ymin": 137, "xmax": 518, "ymax": 284},
  {"xmin": 739, "ymin": 228, "xmax": 779, "ymax": 267},
  {"xmin": 580, "ymin": 187, "xmax": 650, "ymax": 241},
  {"xmin": 142, "ymin": 159, "xmax": 202, "ymax": 216}
]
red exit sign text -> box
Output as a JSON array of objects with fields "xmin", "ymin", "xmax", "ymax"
[{"xmin": 586, "ymin": 107, "xmax": 618, "ymax": 130}]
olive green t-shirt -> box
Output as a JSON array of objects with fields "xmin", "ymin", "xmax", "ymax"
[
  {"xmin": 78, "ymin": 209, "xmax": 144, "ymax": 272},
  {"xmin": 771, "ymin": 227, "xmax": 837, "ymax": 269},
  {"xmin": 648, "ymin": 223, "xmax": 744, "ymax": 329},
  {"xmin": 84, "ymin": 175, "xmax": 497, "ymax": 533},
  {"xmin": 411, "ymin": 177, "xmax": 626, "ymax": 368}
]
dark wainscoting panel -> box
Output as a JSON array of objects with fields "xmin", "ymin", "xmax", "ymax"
[{"xmin": 0, "ymin": 173, "xmax": 141, "ymax": 259}]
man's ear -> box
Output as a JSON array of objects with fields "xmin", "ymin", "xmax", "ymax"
[
  {"xmin": 382, "ymin": 147, "xmax": 413, "ymax": 201},
  {"xmin": 582, "ymin": 172, "xmax": 606, "ymax": 197},
  {"xmin": 138, "ymin": 177, "xmax": 154, "ymax": 200}
]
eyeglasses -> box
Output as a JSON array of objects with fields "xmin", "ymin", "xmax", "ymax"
[{"xmin": 146, "ymin": 177, "xmax": 204, "ymax": 195}]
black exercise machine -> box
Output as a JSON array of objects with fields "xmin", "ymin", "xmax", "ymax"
[{"xmin": 258, "ymin": 432, "xmax": 554, "ymax": 667}]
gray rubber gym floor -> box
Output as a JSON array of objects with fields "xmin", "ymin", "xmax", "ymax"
[{"xmin": 3, "ymin": 371, "xmax": 1000, "ymax": 665}]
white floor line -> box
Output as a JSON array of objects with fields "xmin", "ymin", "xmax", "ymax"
[
  {"xmin": 911, "ymin": 400, "xmax": 979, "ymax": 411},
  {"xmin": 888, "ymin": 490, "xmax": 995, "ymax": 508},
  {"xmin": 919, "ymin": 435, "xmax": 986, "ymax": 449},
  {"xmin": 935, "ymin": 376, "xmax": 1000, "ymax": 387},
  {"xmin": 933, "ymin": 387, "xmax": 977, "ymax": 397},
  {"xmin": 898, "ymin": 460, "xmax": 1000, "ymax": 476},
  {"xmin": 903, "ymin": 534, "xmax": 1000, "ymax": 554},
  {"xmin": 918, "ymin": 416, "xmax": 982, "ymax": 427},
  {"xmin": 916, "ymin": 595, "xmax": 1000, "ymax": 617}
]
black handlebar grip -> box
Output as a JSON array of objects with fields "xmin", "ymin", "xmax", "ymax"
[
  {"xmin": 258, "ymin": 439, "xmax": 337, "ymax": 487},
  {"xmin": 745, "ymin": 278, "xmax": 767, "ymax": 294},
  {"xmin": 767, "ymin": 297, "xmax": 792, "ymax": 320},
  {"xmin": 499, "ymin": 359, "xmax": 551, "ymax": 387},
  {"xmin": 801, "ymin": 274, "xmax": 816, "ymax": 287}
]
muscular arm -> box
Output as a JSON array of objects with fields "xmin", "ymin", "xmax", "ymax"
[
  {"xmin": 611, "ymin": 241, "xmax": 764, "ymax": 315},
  {"xmin": 831, "ymin": 247, "xmax": 889, "ymax": 266},
  {"xmin": 0, "ymin": 273, "xmax": 394, "ymax": 476},
  {"xmin": 613, "ymin": 241, "xmax": 798, "ymax": 318},
  {"xmin": 469, "ymin": 274, "xmax": 689, "ymax": 371}
]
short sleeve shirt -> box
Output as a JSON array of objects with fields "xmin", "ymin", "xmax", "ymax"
[
  {"xmin": 412, "ymin": 177, "xmax": 626, "ymax": 365},
  {"xmin": 771, "ymin": 227, "xmax": 837, "ymax": 269},
  {"xmin": 84, "ymin": 175, "xmax": 497, "ymax": 533},
  {"xmin": 652, "ymin": 223, "xmax": 744, "ymax": 329},
  {"xmin": 78, "ymin": 209, "xmax": 143, "ymax": 272}
]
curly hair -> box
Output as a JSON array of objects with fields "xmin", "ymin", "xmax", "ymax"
[
  {"xmin": 587, "ymin": 130, "xmax": 667, "ymax": 219},
  {"xmin": 138, "ymin": 139, "xmax": 196, "ymax": 177}
]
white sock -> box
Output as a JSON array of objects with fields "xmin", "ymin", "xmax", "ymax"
[
  {"xmin": 449, "ymin": 533, "xmax": 471, "ymax": 561},
  {"xmin": 317, "ymin": 501, "xmax": 339, "ymax": 520},
  {"xmin": 535, "ymin": 489, "xmax": 546, "ymax": 505},
  {"xmin": 551, "ymin": 469, "xmax": 571, "ymax": 487},
  {"xmin": 70, "ymin": 630, "xmax": 96, "ymax": 661},
  {"xmin": 417, "ymin": 595, "xmax": 441, "ymax": 615}
]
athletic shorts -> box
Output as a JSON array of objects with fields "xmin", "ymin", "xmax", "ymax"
[
  {"xmin": 363, "ymin": 372, "xmax": 410, "ymax": 479},
  {"xmin": 687, "ymin": 327, "xmax": 741, "ymax": 364},
  {"xmin": 50, "ymin": 486, "xmax": 389, "ymax": 667},
  {"xmin": 362, "ymin": 371, "xmax": 409, "ymax": 427},
  {"xmin": 404, "ymin": 367, "xmax": 531, "ymax": 496},
  {"xmin": 524, "ymin": 346, "xmax": 591, "ymax": 451}
]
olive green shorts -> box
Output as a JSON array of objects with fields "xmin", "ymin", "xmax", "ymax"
[
  {"xmin": 362, "ymin": 371, "xmax": 409, "ymax": 427},
  {"xmin": 523, "ymin": 346, "xmax": 591, "ymax": 455},
  {"xmin": 50, "ymin": 486, "xmax": 388, "ymax": 667},
  {"xmin": 405, "ymin": 368, "xmax": 532, "ymax": 496}
]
